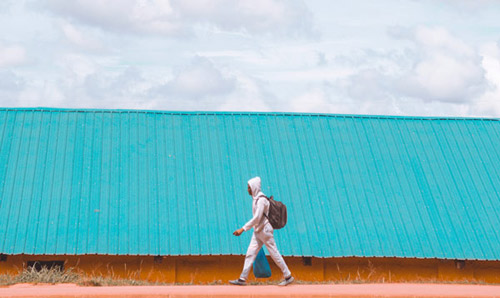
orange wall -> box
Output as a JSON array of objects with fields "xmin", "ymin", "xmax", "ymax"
[{"xmin": 1, "ymin": 255, "xmax": 499, "ymax": 284}]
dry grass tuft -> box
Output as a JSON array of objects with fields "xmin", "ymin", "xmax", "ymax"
[
  {"xmin": 0, "ymin": 266, "xmax": 79, "ymax": 285},
  {"xmin": 0, "ymin": 266, "xmax": 165, "ymax": 287}
]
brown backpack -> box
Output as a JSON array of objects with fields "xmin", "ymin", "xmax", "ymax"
[{"xmin": 263, "ymin": 195, "xmax": 287, "ymax": 229}]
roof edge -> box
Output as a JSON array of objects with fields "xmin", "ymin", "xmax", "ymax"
[
  {"xmin": 1, "ymin": 253, "xmax": 499, "ymax": 262},
  {"xmin": 1, "ymin": 107, "xmax": 499, "ymax": 121}
]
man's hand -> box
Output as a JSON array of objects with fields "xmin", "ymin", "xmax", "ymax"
[{"xmin": 233, "ymin": 228, "xmax": 244, "ymax": 236}]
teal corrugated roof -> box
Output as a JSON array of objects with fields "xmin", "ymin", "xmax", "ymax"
[{"xmin": 0, "ymin": 107, "xmax": 499, "ymax": 259}]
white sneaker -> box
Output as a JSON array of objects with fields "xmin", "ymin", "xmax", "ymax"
[
  {"xmin": 229, "ymin": 278, "xmax": 247, "ymax": 286},
  {"xmin": 278, "ymin": 276, "xmax": 294, "ymax": 286}
]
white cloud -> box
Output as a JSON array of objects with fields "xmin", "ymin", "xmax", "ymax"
[
  {"xmin": 396, "ymin": 26, "xmax": 486, "ymax": 103},
  {"xmin": 7, "ymin": 52, "xmax": 154, "ymax": 109},
  {"xmin": 341, "ymin": 69, "xmax": 392, "ymax": 102},
  {"xmin": 286, "ymin": 82, "xmax": 409, "ymax": 116},
  {"xmin": 153, "ymin": 56, "xmax": 236, "ymax": 100},
  {"xmin": 45, "ymin": 0, "xmax": 314, "ymax": 38},
  {"xmin": 198, "ymin": 44, "xmax": 335, "ymax": 80},
  {"xmin": 265, "ymin": 68, "xmax": 354, "ymax": 83},
  {"xmin": 57, "ymin": 63, "xmax": 154, "ymax": 109},
  {"xmin": 415, "ymin": 26, "xmax": 474, "ymax": 57},
  {"xmin": 46, "ymin": 0, "xmax": 183, "ymax": 36},
  {"xmin": 440, "ymin": 0, "xmax": 500, "ymax": 11},
  {"xmin": 61, "ymin": 22, "xmax": 105, "ymax": 52},
  {"xmin": 471, "ymin": 42, "xmax": 500, "ymax": 116},
  {"xmin": 0, "ymin": 1, "xmax": 12, "ymax": 13},
  {"xmin": 0, "ymin": 70, "xmax": 25, "ymax": 107},
  {"xmin": 172, "ymin": 0, "xmax": 314, "ymax": 37},
  {"xmin": 291, "ymin": 26, "xmax": 493, "ymax": 117},
  {"xmin": 218, "ymin": 73, "xmax": 273, "ymax": 111},
  {"xmin": 5, "ymin": 54, "xmax": 254, "ymax": 111},
  {"xmin": 0, "ymin": 70, "xmax": 24, "ymax": 92},
  {"xmin": 386, "ymin": 25, "xmax": 413, "ymax": 40},
  {"xmin": 316, "ymin": 51, "xmax": 327, "ymax": 66},
  {"xmin": 149, "ymin": 58, "xmax": 276, "ymax": 111},
  {"xmin": 14, "ymin": 81, "xmax": 66, "ymax": 109},
  {"xmin": 0, "ymin": 71, "xmax": 67, "ymax": 109},
  {"xmin": 0, "ymin": 43, "xmax": 27, "ymax": 67},
  {"xmin": 288, "ymin": 88, "xmax": 332, "ymax": 113},
  {"xmin": 59, "ymin": 54, "xmax": 98, "ymax": 82}
]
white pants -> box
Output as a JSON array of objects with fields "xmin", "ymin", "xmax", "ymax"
[{"xmin": 240, "ymin": 224, "xmax": 291, "ymax": 280}]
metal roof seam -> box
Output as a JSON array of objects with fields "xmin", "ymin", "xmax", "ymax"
[
  {"xmin": 29, "ymin": 112, "xmax": 49, "ymax": 254},
  {"xmin": 265, "ymin": 115, "xmax": 294, "ymax": 255},
  {"xmin": 116, "ymin": 113, "xmax": 123, "ymax": 254},
  {"xmin": 85, "ymin": 112, "xmax": 97, "ymax": 254},
  {"xmin": 218, "ymin": 116, "xmax": 232, "ymax": 254},
  {"xmin": 74, "ymin": 112, "xmax": 88, "ymax": 255},
  {"xmin": 3, "ymin": 111, "xmax": 26, "ymax": 253},
  {"xmin": 194, "ymin": 115, "xmax": 207, "ymax": 255},
  {"xmin": 0, "ymin": 112, "xmax": 10, "ymax": 203},
  {"xmin": 14, "ymin": 111, "xmax": 37, "ymax": 253},
  {"xmin": 95, "ymin": 112, "xmax": 105, "ymax": 254},
  {"xmin": 0, "ymin": 112, "xmax": 14, "ymax": 251},
  {"xmin": 62, "ymin": 112, "xmax": 80, "ymax": 254},
  {"xmin": 286, "ymin": 117, "xmax": 313, "ymax": 256},
  {"xmin": 216, "ymin": 115, "xmax": 231, "ymax": 254}
]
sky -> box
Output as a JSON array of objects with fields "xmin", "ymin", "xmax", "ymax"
[{"xmin": 1, "ymin": 0, "xmax": 500, "ymax": 117}]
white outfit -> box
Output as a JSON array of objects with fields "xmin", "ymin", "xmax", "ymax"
[{"xmin": 239, "ymin": 177, "xmax": 291, "ymax": 280}]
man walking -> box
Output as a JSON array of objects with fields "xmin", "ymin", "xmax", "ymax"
[{"xmin": 229, "ymin": 177, "xmax": 294, "ymax": 286}]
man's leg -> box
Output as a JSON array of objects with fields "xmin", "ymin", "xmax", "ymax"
[
  {"xmin": 262, "ymin": 231, "xmax": 291, "ymax": 278},
  {"xmin": 239, "ymin": 233, "xmax": 264, "ymax": 281}
]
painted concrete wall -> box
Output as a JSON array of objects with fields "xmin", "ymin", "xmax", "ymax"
[{"xmin": 1, "ymin": 255, "xmax": 499, "ymax": 284}]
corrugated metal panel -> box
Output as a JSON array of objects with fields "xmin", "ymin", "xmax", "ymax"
[{"xmin": 0, "ymin": 108, "xmax": 499, "ymax": 259}]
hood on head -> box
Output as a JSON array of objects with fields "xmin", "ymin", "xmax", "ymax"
[{"xmin": 247, "ymin": 176, "xmax": 261, "ymax": 198}]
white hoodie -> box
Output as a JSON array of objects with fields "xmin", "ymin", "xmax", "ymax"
[{"xmin": 242, "ymin": 177, "xmax": 270, "ymax": 233}]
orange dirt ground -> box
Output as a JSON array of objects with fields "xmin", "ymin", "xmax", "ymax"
[{"xmin": 1, "ymin": 283, "xmax": 500, "ymax": 298}]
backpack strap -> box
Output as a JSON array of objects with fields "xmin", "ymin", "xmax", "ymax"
[{"xmin": 257, "ymin": 195, "xmax": 272, "ymax": 219}]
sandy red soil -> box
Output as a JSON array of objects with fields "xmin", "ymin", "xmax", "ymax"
[{"xmin": 1, "ymin": 283, "xmax": 499, "ymax": 297}]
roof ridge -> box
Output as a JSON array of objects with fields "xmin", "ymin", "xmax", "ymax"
[{"xmin": 0, "ymin": 107, "xmax": 498, "ymax": 121}]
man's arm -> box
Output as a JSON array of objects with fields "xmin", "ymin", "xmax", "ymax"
[{"xmin": 233, "ymin": 199, "xmax": 265, "ymax": 236}]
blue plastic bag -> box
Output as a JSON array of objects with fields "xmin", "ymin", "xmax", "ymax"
[{"xmin": 253, "ymin": 248, "xmax": 272, "ymax": 278}]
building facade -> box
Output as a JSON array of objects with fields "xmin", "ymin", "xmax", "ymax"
[{"xmin": 1, "ymin": 108, "xmax": 499, "ymax": 283}]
